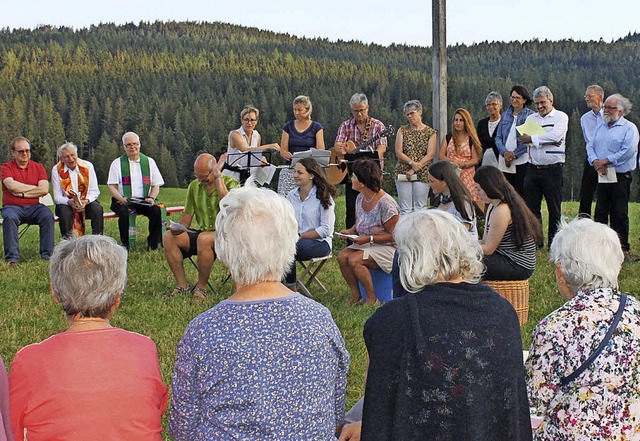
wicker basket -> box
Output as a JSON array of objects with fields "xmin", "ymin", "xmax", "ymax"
[{"xmin": 483, "ymin": 279, "xmax": 530, "ymax": 326}]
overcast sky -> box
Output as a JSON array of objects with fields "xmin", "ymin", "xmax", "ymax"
[{"xmin": 2, "ymin": 0, "xmax": 639, "ymax": 46}]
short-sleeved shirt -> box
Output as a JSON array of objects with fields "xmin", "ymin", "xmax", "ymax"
[
  {"xmin": 355, "ymin": 192, "xmax": 399, "ymax": 237},
  {"xmin": 107, "ymin": 155, "xmax": 164, "ymax": 198},
  {"xmin": 184, "ymin": 176, "xmax": 240, "ymax": 231},
  {"xmin": 283, "ymin": 120, "xmax": 323, "ymax": 156},
  {"xmin": 1, "ymin": 160, "xmax": 48, "ymax": 207}
]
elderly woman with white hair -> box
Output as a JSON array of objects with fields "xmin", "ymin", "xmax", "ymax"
[
  {"xmin": 526, "ymin": 217, "xmax": 640, "ymax": 440},
  {"xmin": 9, "ymin": 236, "xmax": 168, "ymax": 440},
  {"xmin": 169, "ymin": 184, "xmax": 350, "ymax": 440},
  {"xmin": 359, "ymin": 209, "xmax": 532, "ymax": 441}
]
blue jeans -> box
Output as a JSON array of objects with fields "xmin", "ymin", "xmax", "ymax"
[
  {"xmin": 285, "ymin": 239, "xmax": 331, "ymax": 284},
  {"xmin": 2, "ymin": 204, "xmax": 55, "ymax": 262}
]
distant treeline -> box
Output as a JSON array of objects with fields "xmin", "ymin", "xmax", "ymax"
[{"xmin": 1, "ymin": 21, "xmax": 639, "ymax": 198}]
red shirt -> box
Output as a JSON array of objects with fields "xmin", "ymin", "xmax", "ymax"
[
  {"xmin": 10, "ymin": 328, "xmax": 168, "ymax": 441},
  {"xmin": 1, "ymin": 160, "xmax": 48, "ymax": 206}
]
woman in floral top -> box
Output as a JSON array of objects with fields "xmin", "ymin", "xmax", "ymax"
[
  {"xmin": 526, "ymin": 217, "xmax": 640, "ymax": 440},
  {"xmin": 394, "ymin": 100, "xmax": 437, "ymax": 214}
]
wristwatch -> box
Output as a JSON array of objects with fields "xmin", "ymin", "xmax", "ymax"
[
  {"xmin": 408, "ymin": 161, "xmax": 413, "ymax": 166},
  {"xmin": 369, "ymin": 235, "xmax": 374, "ymax": 244}
]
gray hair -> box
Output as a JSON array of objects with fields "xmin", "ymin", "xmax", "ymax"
[
  {"xmin": 485, "ymin": 91, "xmax": 503, "ymax": 107},
  {"xmin": 349, "ymin": 93, "xmax": 368, "ymax": 108},
  {"xmin": 393, "ymin": 210, "xmax": 483, "ymax": 293},
  {"xmin": 550, "ymin": 217, "xmax": 622, "ymax": 293},
  {"xmin": 403, "ymin": 100, "xmax": 423, "ymax": 114},
  {"xmin": 586, "ymin": 84, "xmax": 604, "ymax": 98},
  {"xmin": 57, "ymin": 142, "xmax": 78, "ymax": 160},
  {"xmin": 533, "ymin": 86, "xmax": 553, "ymax": 101},
  {"xmin": 607, "ymin": 93, "xmax": 633, "ymax": 116},
  {"xmin": 215, "ymin": 182, "xmax": 298, "ymax": 286},
  {"xmin": 50, "ymin": 235, "xmax": 128, "ymax": 318},
  {"xmin": 122, "ymin": 131, "xmax": 139, "ymax": 145},
  {"xmin": 293, "ymin": 95, "xmax": 313, "ymax": 116}
]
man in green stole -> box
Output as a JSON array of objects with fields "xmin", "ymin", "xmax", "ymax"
[
  {"xmin": 108, "ymin": 132, "xmax": 165, "ymax": 250},
  {"xmin": 51, "ymin": 142, "xmax": 104, "ymax": 239}
]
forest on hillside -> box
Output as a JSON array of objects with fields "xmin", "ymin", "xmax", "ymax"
[{"xmin": 1, "ymin": 21, "xmax": 639, "ymax": 199}]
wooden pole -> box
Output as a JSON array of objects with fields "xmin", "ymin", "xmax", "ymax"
[{"xmin": 432, "ymin": 0, "xmax": 447, "ymax": 149}]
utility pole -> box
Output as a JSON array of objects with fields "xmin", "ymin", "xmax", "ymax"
[{"xmin": 432, "ymin": 0, "xmax": 447, "ymax": 147}]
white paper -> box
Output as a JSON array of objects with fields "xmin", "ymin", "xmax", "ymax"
[
  {"xmin": 291, "ymin": 149, "xmax": 332, "ymax": 167},
  {"xmin": 498, "ymin": 155, "xmax": 516, "ymax": 174},
  {"xmin": 170, "ymin": 220, "xmax": 196, "ymax": 233},
  {"xmin": 254, "ymin": 164, "xmax": 277, "ymax": 185},
  {"xmin": 396, "ymin": 173, "xmax": 418, "ymax": 182},
  {"xmin": 598, "ymin": 167, "xmax": 618, "ymax": 183},
  {"xmin": 335, "ymin": 232, "xmax": 358, "ymax": 240}
]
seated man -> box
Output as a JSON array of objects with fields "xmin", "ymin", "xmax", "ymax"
[
  {"xmin": 164, "ymin": 153, "xmax": 238, "ymax": 298},
  {"xmin": 108, "ymin": 132, "xmax": 164, "ymax": 250},
  {"xmin": 51, "ymin": 142, "xmax": 104, "ymax": 239},
  {"xmin": 1, "ymin": 136, "xmax": 54, "ymax": 266}
]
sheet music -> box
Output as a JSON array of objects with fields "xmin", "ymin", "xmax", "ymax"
[
  {"xmin": 598, "ymin": 167, "xmax": 618, "ymax": 183},
  {"xmin": 291, "ymin": 149, "xmax": 332, "ymax": 167},
  {"xmin": 254, "ymin": 164, "xmax": 277, "ymax": 185},
  {"xmin": 498, "ymin": 156, "xmax": 516, "ymax": 174}
]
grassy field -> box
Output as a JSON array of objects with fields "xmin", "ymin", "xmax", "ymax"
[{"xmin": 2, "ymin": 185, "xmax": 640, "ymax": 438}]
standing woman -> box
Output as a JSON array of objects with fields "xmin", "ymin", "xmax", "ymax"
[
  {"xmin": 428, "ymin": 161, "xmax": 478, "ymax": 238},
  {"xmin": 495, "ymin": 85, "xmax": 535, "ymax": 197},
  {"xmin": 278, "ymin": 95, "xmax": 325, "ymax": 196},
  {"xmin": 394, "ymin": 100, "xmax": 438, "ymax": 214},
  {"xmin": 284, "ymin": 157, "xmax": 336, "ymax": 290},
  {"xmin": 224, "ymin": 105, "xmax": 280, "ymax": 184},
  {"xmin": 438, "ymin": 108, "xmax": 483, "ymax": 202},
  {"xmin": 337, "ymin": 159, "xmax": 399, "ymax": 305},
  {"xmin": 476, "ymin": 92, "xmax": 503, "ymax": 168},
  {"xmin": 474, "ymin": 166, "xmax": 542, "ymax": 281}
]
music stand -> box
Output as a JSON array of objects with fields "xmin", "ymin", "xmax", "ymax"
[{"xmin": 224, "ymin": 150, "xmax": 274, "ymax": 185}]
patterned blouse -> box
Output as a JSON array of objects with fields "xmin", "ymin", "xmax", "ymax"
[
  {"xmin": 169, "ymin": 293, "xmax": 350, "ymax": 441},
  {"xmin": 444, "ymin": 136, "xmax": 479, "ymax": 201},
  {"xmin": 526, "ymin": 287, "xmax": 640, "ymax": 440},
  {"xmin": 394, "ymin": 125, "xmax": 437, "ymax": 183},
  {"xmin": 354, "ymin": 192, "xmax": 399, "ymax": 237}
]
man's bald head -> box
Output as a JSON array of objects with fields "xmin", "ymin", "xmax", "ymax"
[{"xmin": 194, "ymin": 153, "xmax": 214, "ymax": 175}]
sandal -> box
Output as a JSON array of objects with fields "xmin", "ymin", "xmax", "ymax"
[
  {"xmin": 166, "ymin": 285, "xmax": 190, "ymax": 298},
  {"xmin": 192, "ymin": 287, "xmax": 208, "ymax": 299}
]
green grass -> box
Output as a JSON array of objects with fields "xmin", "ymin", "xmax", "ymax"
[{"xmin": 2, "ymin": 186, "xmax": 640, "ymax": 439}]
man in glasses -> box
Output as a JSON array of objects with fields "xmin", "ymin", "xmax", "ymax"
[
  {"xmin": 520, "ymin": 86, "xmax": 568, "ymax": 248},
  {"xmin": 587, "ymin": 93, "xmax": 639, "ymax": 260},
  {"xmin": 1, "ymin": 136, "xmax": 54, "ymax": 267},
  {"xmin": 578, "ymin": 85, "xmax": 605, "ymax": 218},
  {"xmin": 334, "ymin": 93, "xmax": 388, "ymax": 228},
  {"xmin": 107, "ymin": 131, "xmax": 164, "ymax": 250},
  {"xmin": 163, "ymin": 153, "xmax": 239, "ymax": 298}
]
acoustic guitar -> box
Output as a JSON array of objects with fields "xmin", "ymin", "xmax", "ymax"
[{"xmin": 325, "ymin": 125, "xmax": 395, "ymax": 185}]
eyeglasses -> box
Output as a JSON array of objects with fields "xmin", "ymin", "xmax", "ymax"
[
  {"xmin": 125, "ymin": 142, "xmax": 140, "ymax": 148},
  {"xmin": 603, "ymin": 105, "xmax": 619, "ymax": 111},
  {"xmin": 405, "ymin": 111, "xmax": 418, "ymax": 117},
  {"xmin": 485, "ymin": 102, "xmax": 500, "ymax": 107},
  {"xmin": 242, "ymin": 118, "xmax": 258, "ymax": 123},
  {"xmin": 351, "ymin": 107, "xmax": 368, "ymax": 114},
  {"xmin": 14, "ymin": 149, "xmax": 31, "ymax": 154},
  {"xmin": 510, "ymin": 95, "xmax": 523, "ymax": 100},
  {"xmin": 195, "ymin": 170, "xmax": 213, "ymax": 182}
]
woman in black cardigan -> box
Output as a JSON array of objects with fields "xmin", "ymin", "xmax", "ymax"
[
  {"xmin": 476, "ymin": 91, "xmax": 503, "ymax": 167},
  {"xmin": 360, "ymin": 210, "xmax": 532, "ymax": 441}
]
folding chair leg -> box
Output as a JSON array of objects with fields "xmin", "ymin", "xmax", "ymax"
[{"xmin": 187, "ymin": 256, "xmax": 218, "ymax": 296}]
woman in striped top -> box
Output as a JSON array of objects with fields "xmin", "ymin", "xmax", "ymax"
[{"xmin": 474, "ymin": 166, "xmax": 542, "ymax": 280}]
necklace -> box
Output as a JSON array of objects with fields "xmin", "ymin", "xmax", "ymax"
[
  {"xmin": 363, "ymin": 191, "xmax": 378, "ymax": 204},
  {"xmin": 67, "ymin": 317, "xmax": 111, "ymax": 330}
]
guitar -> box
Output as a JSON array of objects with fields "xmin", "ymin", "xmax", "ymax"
[{"xmin": 325, "ymin": 125, "xmax": 395, "ymax": 185}]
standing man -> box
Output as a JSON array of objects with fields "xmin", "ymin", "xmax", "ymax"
[
  {"xmin": 51, "ymin": 142, "xmax": 103, "ymax": 239},
  {"xmin": 587, "ymin": 93, "xmax": 639, "ymax": 257},
  {"xmin": 1, "ymin": 136, "xmax": 54, "ymax": 266},
  {"xmin": 163, "ymin": 153, "xmax": 239, "ymax": 299},
  {"xmin": 108, "ymin": 132, "xmax": 164, "ymax": 250},
  {"xmin": 578, "ymin": 85, "xmax": 605, "ymax": 218},
  {"xmin": 520, "ymin": 86, "xmax": 568, "ymax": 248},
  {"xmin": 334, "ymin": 93, "xmax": 387, "ymax": 228}
]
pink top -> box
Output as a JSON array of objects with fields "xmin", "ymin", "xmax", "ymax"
[
  {"xmin": 445, "ymin": 137, "xmax": 479, "ymax": 202},
  {"xmin": 9, "ymin": 328, "xmax": 167, "ymax": 441}
]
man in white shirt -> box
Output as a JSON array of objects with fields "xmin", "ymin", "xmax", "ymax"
[
  {"xmin": 520, "ymin": 86, "xmax": 568, "ymax": 248},
  {"xmin": 108, "ymin": 132, "xmax": 164, "ymax": 250},
  {"xmin": 578, "ymin": 85, "xmax": 605, "ymax": 218},
  {"xmin": 51, "ymin": 142, "xmax": 103, "ymax": 239}
]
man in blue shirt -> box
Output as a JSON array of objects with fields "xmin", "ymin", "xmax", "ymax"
[
  {"xmin": 578, "ymin": 85, "xmax": 605, "ymax": 218},
  {"xmin": 587, "ymin": 93, "xmax": 639, "ymax": 255}
]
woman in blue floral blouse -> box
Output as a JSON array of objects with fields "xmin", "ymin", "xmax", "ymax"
[{"xmin": 526, "ymin": 217, "xmax": 640, "ymax": 440}]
